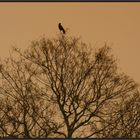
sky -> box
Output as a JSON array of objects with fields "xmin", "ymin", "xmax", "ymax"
[{"xmin": 0, "ymin": 2, "xmax": 140, "ymax": 83}]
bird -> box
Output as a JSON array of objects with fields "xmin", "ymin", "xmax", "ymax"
[{"xmin": 58, "ymin": 23, "xmax": 65, "ymax": 34}]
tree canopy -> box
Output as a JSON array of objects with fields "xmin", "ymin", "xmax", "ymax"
[{"xmin": 0, "ymin": 34, "xmax": 139, "ymax": 138}]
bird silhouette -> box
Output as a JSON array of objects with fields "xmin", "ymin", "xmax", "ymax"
[{"xmin": 58, "ymin": 23, "xmax": 65, "ymax": 34}]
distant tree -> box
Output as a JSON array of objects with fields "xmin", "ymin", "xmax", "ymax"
[{"xmin": 14, "ymin": 34, "xmax": 138, "ymax": 138}]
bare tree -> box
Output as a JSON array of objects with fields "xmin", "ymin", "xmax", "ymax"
[
  {"xmin": 99, "ymin": 91, "xmax": 140, "ymax": 138},
  {"xmin": 14, "ymin": 34, "xmax": 138, "ymax": 138},
  {"xmin": 0, "ymin": 56, "xmax": 62, "ymax": 138}
]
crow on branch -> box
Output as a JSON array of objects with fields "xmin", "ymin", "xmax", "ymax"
[{"xmin": 58, "ymin": 23, "xmax": 65, "ymax": 34}]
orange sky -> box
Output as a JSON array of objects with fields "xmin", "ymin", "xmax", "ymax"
[{"xmin": 0, "ymin": 2, "xmax": 140, "ymax": 83}]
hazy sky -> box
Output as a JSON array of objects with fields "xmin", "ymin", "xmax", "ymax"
[{"xmin": 0, "ymin": 2, "xmax": 140, "ymax": 83}]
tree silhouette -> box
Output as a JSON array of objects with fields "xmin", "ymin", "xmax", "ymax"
[
  {"xmin": 12, "ymin": 34, "xmax": 137, "ymax": 138},
  {"xmin": 99, "ymin": 91, "xmax": 140, "ymax": 138},
  {"xmin": 0, "ymin": 56, "xmax": 62, "ymax": 138}
]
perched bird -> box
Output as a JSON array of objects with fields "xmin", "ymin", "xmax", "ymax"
[{"xmin": 58, "ymin": 23, "xmax": 65, "ymax": 34}]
